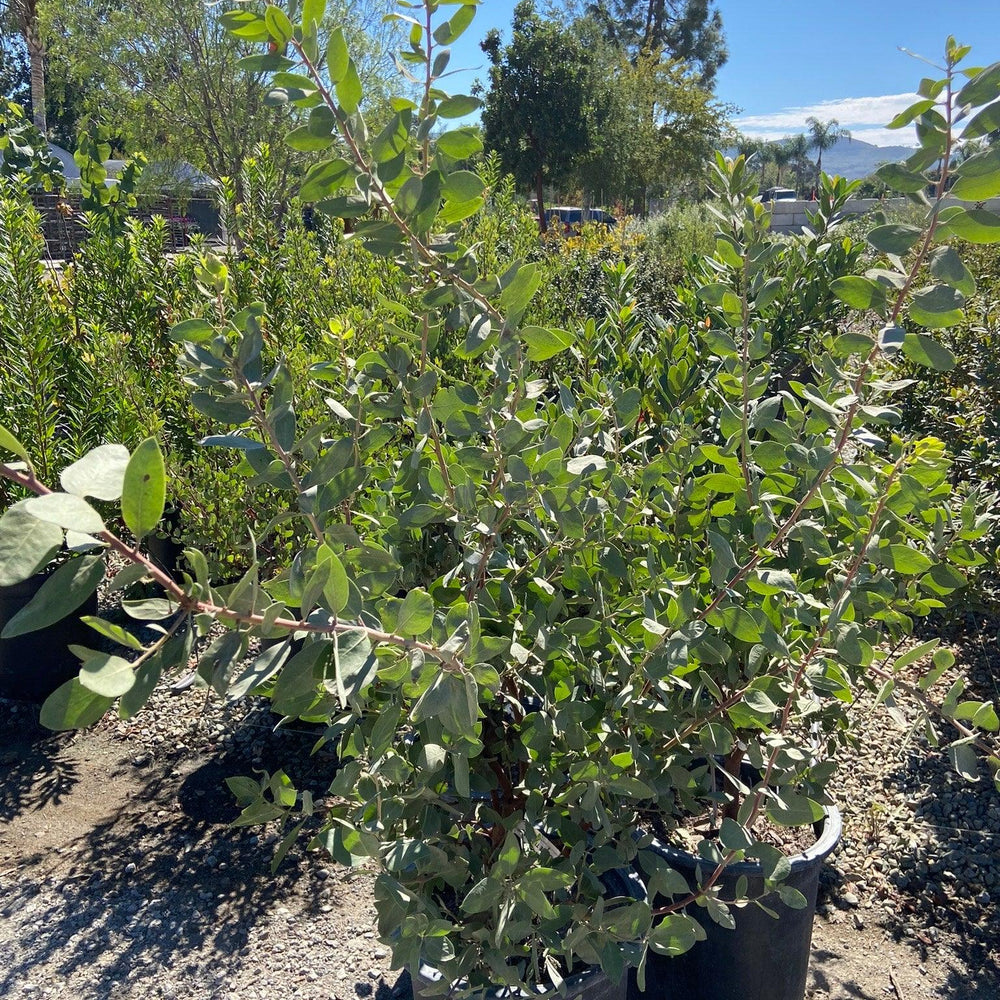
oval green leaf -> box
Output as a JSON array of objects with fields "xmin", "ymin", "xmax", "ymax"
[{"xmin": 122, "ymin": 438, "xmax": 167, "ymax": 541}]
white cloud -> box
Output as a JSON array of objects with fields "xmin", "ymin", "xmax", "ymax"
[{"xmin": 735, "ymin": 93, "xmax": 921, "ymax": 147}]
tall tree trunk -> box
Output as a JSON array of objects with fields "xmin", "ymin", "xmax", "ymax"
[
  {"xmin": 27, "ymin": 35, "xmax": 46, "ymax": 134},
  {"xmin": 536, "ymin": 169, "xmax": 546, "ymax": 234},
  {"xmin": 16, "ymin": 0, "xmax": 47, "ymax": 134}
]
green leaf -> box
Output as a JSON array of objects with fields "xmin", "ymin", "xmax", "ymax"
[
  {"xmin": 326, "ymin": 27, "xmax": 349, "ymax": 84},
  {"xmin": 892, "ymin": 638, "xmax": 940, "ymax": 672},
  {"xmin": 886, "ymin": 99, "xmax": 935, "ymax": 129},
  {"xmin": 878, "ymin": 325, "xmax": 906, "ymax": 354},
  {"xmin": 74, "ymin": 649, "xmax": 136, "ymax": 697},
  {"xmin": 719, "ymin": 817, "xmax": 753, "ymax": 852},
  {"xmin": 396, "ymin": 589, "xmax": 434, "ymax": 636},
  {"xmin": 336, "ymin": 59, "xmax": 362, "ymax": 114},
  {"xmin": 122, "ymin": 597, "xmax": 178, "ymax": 621},
  {"xmin": 264, "ymin": 5, "xmax": 293, "ymax": 45},
  {"xmin": 333, "ymin": 629, "xmax": 376, "ymax": 706},
  {"xmin": 832, "ymin": 331, "xmax": 875, "ymax": 356},
  {"xmin": 947, "ymin": 741, "xmax": 979, "ymax": 782},
  {"xmin": 122, "ymin": 438, "xmax": 167, "ymax": 540},
  {"xmin": 220, "ymin": 10, "xmax": 271, "ymax": 42},
  {"xmin": 271, "ymin": 641, "xmax": 326, "ymax": 717},
  {"xmin": 951, "ymin": 145, "xmax": 1000, "ymax": 200},
  {"xmin": 318, "ymin": 546, "xmax": 349, "ymax": 615},
  {"xmin": 1, "ymin": 554, "xmax": 104, "ymax": 639},
  {"xmin": 299, "ymin": 158, "xmax": 354, "ymax": 201},
  {"xmin": 520, "ymin": 326, "xmax": 574, "ymax": 362},
  {"xmin": 936, "ymin": 208, "xmax": 1000, "ymax": 245},
  {"xmin": 457, "ymin": 313, "xmax": 494, "ymax": 359},
  {"xmin": 301, "ymin": 0, "xmax": 327, "ymax": 30},
  {"xmin": 81, "ymin": 615, "xmax": 143, "ymax": 651},
  {"xmin": 59, "ymin": 444, "xmax": 130, "ymax": 501},
  {"xmin": 874, "ymin": 162, "xmax": 929, "ymax": 193},
  {"xmin": 169, "ymin": 318, "xmax": 215, "ymax": 344},
  {"xmin": 648, "ymin": 914, "xmax": 701, "ymax": 957},
  {"xmin": 956, "ymin": 61, "xmax": 1000, "ymax": 109},
  {"xmin": 883, "ymin": 544, "xmax": 933, "ymax": 575},
  {"xmin": 777, "ymin": 885, "xmax": 808, "ymax": 909},
  {"xmin": 499, "ymin": 263, "xmax": 541, "ymax": 320},
  {"xmin": 909, "ymin": 284, "xmax": 964, "ymax": 329},
  {"xmin": 700, "ymin": 723, "xmax": 734, "ymax": 756},
  {"xmin": 442, "ymin": 170, "xmax": 485, "ymax": 203},
  {"xmin": 766, "ymin": 791, "xmax": 824, "ymax": 827},
  {"xmin": 461, "ymin": 878, "xmax": 502, "ymax": 914},
  {"xmin": 867, "ymin": 224, "xmax": 922, "ymax": 255},
  {"xmin": 0, "ymin": 424, "xmax": 30, "ymax": 464},
  {"xmin": 900, "ymin": 332, "xmax": 957, "ymax": 371},
  {"xmin": 433, "ymin": 4, "xmax": 476, "ymax": 44},
  {"xmin": 39, "ymin": 677, "xmax": 114, "ymax": 731},
  {"xmin": 961, "ymin": 101, "xmax": 1000, "ymax": 141},
  {"xmin": 437, "ymin": 196, "xmax": 483, "ymax": 225},
  {"xmin": 436, "ymin": 128, "xmax": 483, "ymax": 160},
  {"xmin": 438, "ymin": 95, "xmax": 481, "ymax": 119},
  {"xmin": 928, "ymin": 246, "xmax": 976, "ymax": 297},
  {"xmin": 22, "ymin": 493, "xmax": 104, "ymax": 535},
  {"xmin": 119, "ymin": 657, "xmax": 163, "ymax": 720},
  {"xmin": 229, "ymin": 639, "xmax": 292, "ymax": 700},
  {"xmin": 830, "ymin": 276, "xmax": 886, "ymax": 312},
  {"xmin": 716, "ymin": 606, "xmax": 761, "ymax": 644},
  {"xmin": 238, "ymin": 53, "xmax": 295, "ymax": 74},
  {"xmin": 0, "ymin": 505, "xmax": 62, "ymax": 586},
  {"xmin": 285, "ymin": 126, "xmax": 335, "ymax": 152}
]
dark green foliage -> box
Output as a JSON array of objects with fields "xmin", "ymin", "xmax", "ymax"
[
  {"xmin": 583, "ymin": 0, "xmax": 727, "ymax": 84},
  {"xmin": 896, "ymin": 242, "xmax": 1000, "ymax": 600},
  {"xmin": 481, "ymin": 1, "xmax": 597, "ymax": 231},
  {"xmin": 2, "ymin": 17, "xmax": 1000, "ymax": 994}
]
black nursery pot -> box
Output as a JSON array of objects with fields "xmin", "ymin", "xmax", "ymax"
[
  {"xmin": 0, "ymin": 573, "xmax": 100, "ymax": 703},
  {"xmin": 146, "ymin": 504, "xmax": 185, "ymax": 579},
  {"xmin": 633, "ymin": 806, "xmax": 842, "ymax": 1000}
]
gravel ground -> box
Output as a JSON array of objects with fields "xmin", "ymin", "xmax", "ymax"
[{"xmin": 1, "ymin": 612, "xmax": 999, "ymax": 999}]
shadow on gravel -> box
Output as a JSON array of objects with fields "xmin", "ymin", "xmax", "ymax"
[
  {"xmin": 854, "ymin": 611, "xmax": 1000, "ymax": 998},
  {"xmin": 0, "ymin": 699, "xmax": 349, "ymax": 1000},
  {"xmin": 807, "ymin": 950, "xmax": 877, "ymax": 1000},
  {"xmin": 0, "ymin": 702, "xmax": 80, "ymax": 821}
]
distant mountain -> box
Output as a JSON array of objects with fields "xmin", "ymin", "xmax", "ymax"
[{"xmin": 819, "ymin": 136, "xmax": 916, "ymax": 180}]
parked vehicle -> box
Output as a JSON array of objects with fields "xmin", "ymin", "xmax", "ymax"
[{"xmin": 759, "ymin": 187, "xmax": 797, "ymax": 201}]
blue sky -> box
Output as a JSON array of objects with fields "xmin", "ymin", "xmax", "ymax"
[{"xmin": 447, "ymin": 1, "xmax": 1000, "ymax": 146}]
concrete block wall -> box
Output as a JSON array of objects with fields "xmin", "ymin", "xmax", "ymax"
[{"xmin": 766, "ymin": 196, "xmax": 1000, "ymax": 234}]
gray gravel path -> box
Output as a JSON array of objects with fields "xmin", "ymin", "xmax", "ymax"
[{"xmin": 2, "ymin": 612, "xmax": 999, "ymax": 999}]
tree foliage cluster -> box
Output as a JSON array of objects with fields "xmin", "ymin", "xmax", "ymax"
[
  {"xmin": 734, "ymin": 118, "xmax": 853, "ymax": 197},
  {"xmin": 480, "ymin": 0, "xmax": 730, "ymax": 228},
  {"xmin": 0, "ymin": 0, "xmax": 399, "ymax": 183}
]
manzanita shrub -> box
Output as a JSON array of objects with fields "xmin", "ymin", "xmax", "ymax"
[{"xmin": 2, "ymin": 10, "xmax": 1000, "ymax": 993}]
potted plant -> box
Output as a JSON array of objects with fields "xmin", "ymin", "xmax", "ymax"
[
  {"xmin": 0, "ymin": 447, "xmax": 118, "ymax": 701},
  {"xmin": 0, "ymin": 9, "xmax": 998, "ymax": 999}
]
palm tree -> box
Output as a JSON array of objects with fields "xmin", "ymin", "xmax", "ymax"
[
  {"xmin": 806, "ymin": 116, "xmax": 851, "ymax": 179},
  {"xmin": 4, "ymin": 0, "xmax": 46, "ymax": 132},
  {"xmin": 784, "ymin": 133, "xmax": 810, "ymax": 196},
  {"xmin": 771, "ymin": 140, "xmax": 795, "ymax": 187}
]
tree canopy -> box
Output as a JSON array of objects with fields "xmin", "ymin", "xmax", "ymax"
[
  {"xmin": 481, "ymin": 0, "xmax": 596, "ymax": 230},
  {"xmin": 582, "ymin": 0, "xmax": 727, "ymax": 83},
  {"xmin": 481, "ymin": 0, "xmax": 730, "ymax": 221}
]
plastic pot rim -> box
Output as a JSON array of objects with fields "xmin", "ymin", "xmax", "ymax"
[{"xmin": 642, "ymin": 802, "xmax": 843, "ymax": 878}]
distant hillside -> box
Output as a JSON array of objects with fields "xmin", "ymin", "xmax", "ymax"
[
  {"xmin": 729, "ymin": 136, "xmax": 919, "ymax": 181},
  {"xmin": 819, "ymin": 136, "xmax": 916, "ymax": 180}
]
